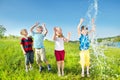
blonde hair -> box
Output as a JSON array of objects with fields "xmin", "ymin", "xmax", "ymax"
[
  {"xmin": 37, "ymin": 26, "xmax": 43, "ymax": 29},
  {"xmin": 58, "ymin": 34, "xmax": 64, "ymax": 38},
  {"xmin": 56, "ymin": 27, "xmax": 64, "ymax": 37},
  {"xmin": 20, "ymin": 29, "xmax": 27, "ymax": 35}
]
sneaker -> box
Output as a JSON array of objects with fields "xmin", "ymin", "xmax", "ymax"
[
  {"xmin": 25, "ymin": 68, "xmax": 28, "ymax": 72},
  {"xmin": 87, "ymin": 74, "xmax": 90, "ymax": 77},
  {"xmin": 81, "ymin": 74, "xmax": 85, "ymax": 77},
  {"xmin": 58, "ymin": 72, "xmax": 61, "ymax": 77},
  {"xmin": 39, "ymin": 66, "xmax": 43, "ymax": 72},
  {"xmin": 47, "ymin": 64, "xmax": 51, "ymax": 71},
  {"xmin": 29, "ymin": 67, "xmax": 33, "ymax": 71}
]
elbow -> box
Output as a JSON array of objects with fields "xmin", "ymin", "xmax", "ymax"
[
  {"xmin": 65, "ymin": 39, "xmax": 70, "ymax": 43},
  {"xmin": 46, "ymin": 30, "xmax": 48, "ymax": 34},
  {"xmin": 44, "ymin": 30, "xmax": 48, "ymax": 34},
  {"xmin": 52, "ymin": 37, "xmax": 56, "ymax": 41},
  {"xmin": 67, "ymin": 39, "xmax": 70, "ymax": 42},
  {"xmin": 30, "ymin": 28, "xmax": 33, "ymax": 33}
]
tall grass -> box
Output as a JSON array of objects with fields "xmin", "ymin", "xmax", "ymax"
[{"xmin": 0, "ymin": 39, "xmax": 120, "ymax": 80}]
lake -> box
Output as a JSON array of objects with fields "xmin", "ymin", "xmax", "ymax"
[{"xmin": 107, "ymin": 42, "xmax": 120, "ymax": 48}]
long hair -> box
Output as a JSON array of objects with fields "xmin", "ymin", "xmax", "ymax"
[{"xmin": 56, "ymin": 27, "xmax": 64, "ymax": 38}]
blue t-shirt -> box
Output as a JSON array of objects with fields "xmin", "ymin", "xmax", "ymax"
[
  {"xmin": 32, "ymin": 31, "xmax": 45, "ymax": 48},
  {"xmin": 79, "ymin": 34, "xmax": 90, "ymax": 50}
]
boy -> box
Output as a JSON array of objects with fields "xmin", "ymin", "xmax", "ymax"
[
  {"xmin": 20, "ymin": 29, "xmax": 34, "ymax": 72},
  {"xmin": 77, "ymin": 18, "xmax": 95, "ymax": 77},
  {"xmin": 30, "ymin": 22, "xmax": 51, "ymax": 72}
]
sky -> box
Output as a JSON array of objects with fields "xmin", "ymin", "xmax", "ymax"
[{"xmin": 0, "ymin": 0, "xmax": 120, "ymax": 40}]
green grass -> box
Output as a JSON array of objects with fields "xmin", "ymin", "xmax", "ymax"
[{"xmin": 0, "ymin": 39, "xmax": 120, "ymax": 80}]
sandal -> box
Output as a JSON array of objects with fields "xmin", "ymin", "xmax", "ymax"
[
  {"xmin": 87, "ymin": 74, "xmax": 90, "ymax": 77},
  {"xmin": 81, "ymin": 74, "xmax": 85, "ymax": 77}
]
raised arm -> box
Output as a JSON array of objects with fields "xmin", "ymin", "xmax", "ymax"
[
  {"xmin": 30, "ymin": 22, "xmax": 39, "ymax": 32},
  {"xmin": 91, "ymin": 18, "xmax": 96, "ymax": 31},
  {"xmin": 42, "ymin": 23, "xmax": 48, "ymax": 36},
  {"xmin": 77, "ymin": 18, "xmax": 84, "ymax": 36},
  {"xmin": 63, "ymin": 32, "xmax": 71, "ymax": 42},
  {"xmin": 52, "ymin": 27, "xmax": 57, "ymax": 41},
  {"xmin": 88, "ymin": 18, "xmax": 96, "ymax": 34}
]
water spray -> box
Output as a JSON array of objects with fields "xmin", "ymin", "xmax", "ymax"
[{"xmin": 85, "ymin": 0, "xmax": 119, "ymax": 79}]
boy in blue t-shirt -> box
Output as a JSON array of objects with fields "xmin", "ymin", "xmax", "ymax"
[{"xmin": 30, "ymin": 22, "xmax": 51, "ymax": 72}]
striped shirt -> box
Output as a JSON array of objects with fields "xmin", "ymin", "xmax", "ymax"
[{"xmin": 20, "ymin": 37, "xmax": 33, "ymax": 53}]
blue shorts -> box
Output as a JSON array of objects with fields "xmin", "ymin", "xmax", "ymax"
[{"xmin": 24, "ymin": 52, "xmax": 34, "ymax": 65}]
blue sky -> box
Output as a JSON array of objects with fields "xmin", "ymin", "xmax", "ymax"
[{"xmin": 0, "ymin": 0, "xmax": 120, "ymax": 40}]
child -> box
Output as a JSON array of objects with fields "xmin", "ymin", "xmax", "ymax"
[
  {"xmin": 53, "ymin": 27, "xmax": 71, "ymax": 76},
  {"xmin": 77, "ymin": 18, "xmax": 95, "ymax": 77},
  {"xmin": 30, "ymin": 22, "xmax": 51, "ymax": 72},
  {"xmin": 20, "ymin": 29, "xmax": 34, "ymax": 72}
]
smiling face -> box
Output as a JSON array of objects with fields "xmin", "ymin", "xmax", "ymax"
[
  {"xmin": 81, "ymin": 26, "xmax": 85, "ymax": 31},
  {"xmin": 81, "ymin": 26, "xmax": 88, "ymax": 35},
  {"xmin": 55, "ymin": 27, "xmax": 63, "ymax": 37},
  {"xmin": 36, "ymin": 26, "xmax": 43, "ymax": 33}
]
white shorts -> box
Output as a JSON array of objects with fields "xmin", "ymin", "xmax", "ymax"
[{"xmin": 35, "ymin": 48, "xmax": 47, "ymax": 64}]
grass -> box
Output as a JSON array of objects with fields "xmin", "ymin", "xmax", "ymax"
[{"xmin": 0, "ymin": 39, "xmax": 120, "ymax": 80}]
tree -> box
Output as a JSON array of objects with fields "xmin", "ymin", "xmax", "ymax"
[{"xmin": 0, "ymin": 25, "xmax": 6, "ymax": 38}]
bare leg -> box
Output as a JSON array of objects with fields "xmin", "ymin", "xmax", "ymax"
[
  {"xmin": 25, "ymin": 65, "xmax": 29, "ymax": 72},
  {"xmin": 87, "ymin": 66, "xmax": 90, "ymax": 77},
  {"xmin": 81, "ymin": 65, "xmax": 85, "ymax": 77},
  {"xmin": 29, "ymin": 64, "xmax": 33, "ymax": 70},
  {"xmin": 80, "ymin": 51, "xmax": 85, "ymax": 77},
  {"xmin": 45, "ymin": 60, "xmax": 51, "ymax": 71},
  {"xmin": 87, "ymin": 66, "xmax": 89, "ymax": 74},
  {"xmin": 57, "ymin": 61, "xmax": 61, "ymax": 76},
  {"xmin": 61, "ymin": 60, "xmax": 64, "ymax": 76},
  {"xmin": 45, "ymin": 60, "xmax": 49, "ymax": 65},
  {"xmin": 38, "ymin": 63, "xmax": 43, "ymax": 72},
  {"xmin": 29, "ymin": 64, "xmax": 32, "ymax": 68},
  {"xmin": 37, "ymin": 63, "xmax": 41, "ymax": 67},
  {"xmin": 86, "ymin": 50, "xmax": 90, "ymax": 77}
]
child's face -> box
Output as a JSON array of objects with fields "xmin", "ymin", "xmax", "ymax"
[
  {"xmin": 55, "ymin": 27, "xmax": 62, "ymax": 36},
  {"xmin": 22, "ymin": 30, "xmax": 28, "ymax": 36},
  {"xmin": 81, "ymin": 28, "xmax": 85, "ymax": 32},
  {"xmin": 85, "ymin": 27, "xmax": 88, "ymax": 33},
  {"xmin": 36, "ymin": 27, "xmax": 43, "ymax": 33}
]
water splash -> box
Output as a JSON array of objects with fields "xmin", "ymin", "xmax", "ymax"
[
  {"xmin": 85, "ymin": 0, "xmax": 119, "ymax": 79},
  {"xmin": 86, "ymin": 0, "xmax": 107, "ymax": 78},
  {"xmin": 86, "ymin": 0, "xmax": 98, "ymax": 24}
]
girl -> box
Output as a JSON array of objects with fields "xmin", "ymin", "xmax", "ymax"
[
  {"xmin": 77, "ymin": 18, "xmax": 95, "ymax": 77},
  {"xmin": 52, "ymin": 27, "xmax": 71, "ymax": 76}
]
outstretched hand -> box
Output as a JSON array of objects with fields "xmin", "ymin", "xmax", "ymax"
[
  {"xmin": 64, "ymin": 32, "xmax": 71, "ymax": 42},
  {"xmin": 80, "ymin": 18, "xmax": 84, "ymax": 24},
  {"xmin": 92, "ymin": 18, "xmax": 95, "ymax": 24},
  {"xmin": 54, "ymin": 27, "xmax": 57, "ymax": 32},
  {"xmin": 91, "ymin": 18, "xmax": 96, "ymax": 31},
  {"xmin": 30, "ymin": 22, "xmax": 39, "ymax": 32},
  {"xmin": 34, "ymin": 22, "xmax": 40, "ymax": 26},
  {"xmin": 42, "ymin": 23, "xmax": 46, "ymax": 28},
  {"xmin": 68, "ymin": 32, "xmax": 71, "ymax": 37}
]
